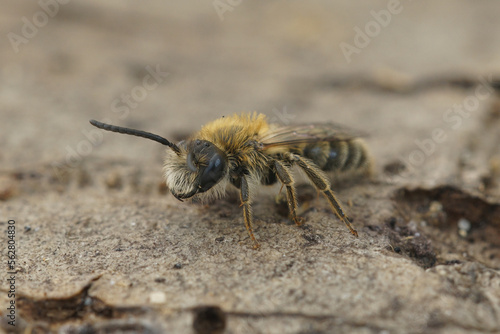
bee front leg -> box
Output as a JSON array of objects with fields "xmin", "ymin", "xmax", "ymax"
[
  {"xmin": 240, "ymin": 175, "xmax": 260, "ymax": 249},
  {"xmin": 273, "ymin": 160, "xmax": 303, "ymax": 226},
  {"xmin": 286, "ymin": 153, "xmax": 358, "ymax": 237}
]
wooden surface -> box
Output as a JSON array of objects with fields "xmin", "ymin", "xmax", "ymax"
[{"xmin": 1, "ymin": 1, "xmax": 499, "ymax": 333}]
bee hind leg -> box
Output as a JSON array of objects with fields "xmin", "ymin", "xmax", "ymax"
[
  {"xmin": 273, "ymin": 160, "xmax": 304, "ymax": 226},
  {"xmin": 286, "ymin": 153, "xmax": 358, "ymax": 237},
  {"xmin": 240, "ymin": 175, "xmax": 260, "ymax": 249}
]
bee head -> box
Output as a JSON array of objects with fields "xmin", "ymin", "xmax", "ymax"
[
  {"xmin": 164, "ymin": 139, "xmax": 228, "ymax": 201},
  {"xmin": 88, "ymin": 120, "xmax": 228, "ymax": 202}
]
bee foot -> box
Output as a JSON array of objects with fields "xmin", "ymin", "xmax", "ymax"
[{"xmin": 293, "ymin": 216, "xmax": 305, "ymax": 226}]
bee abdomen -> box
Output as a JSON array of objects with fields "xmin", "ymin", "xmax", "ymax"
[{"xmin": 303, "ymin": 139, "xmax": 371, "ymax": 174}]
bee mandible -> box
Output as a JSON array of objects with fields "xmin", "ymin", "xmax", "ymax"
[{"xmin": 90, "ymin": 113, "xmax": 372, "ymax": 248}]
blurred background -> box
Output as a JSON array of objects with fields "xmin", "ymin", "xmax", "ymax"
[{"xmin": 2, "ymin": 1, "xmax": 499, "ymax": 177}]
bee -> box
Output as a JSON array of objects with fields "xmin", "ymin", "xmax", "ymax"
[{"xmin": 90, "ymin": 113, "xmax": 372, "ymax": 248}]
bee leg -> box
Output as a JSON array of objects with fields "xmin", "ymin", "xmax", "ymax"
[
  {"xmin": 240, "ymin": 175, "xmax": 260, "ymax": 249},
  {"xmin": 273, "ymin": 160, "xmax": 303, "ymax": 226},
  {"xmin": 287, "ymin": 154, "xmax": 358, "ymax": 237}
]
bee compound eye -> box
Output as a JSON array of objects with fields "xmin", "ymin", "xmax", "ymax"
[{"xmin": 198, "ymin": 153, "xmax": 226, "ymax": 193}]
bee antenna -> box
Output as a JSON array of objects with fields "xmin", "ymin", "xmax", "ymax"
[{"xmin": 89, "ymin": 120, "xmax": 181, "ymax": 155}]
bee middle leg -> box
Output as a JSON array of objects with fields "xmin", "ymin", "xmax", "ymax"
[
  {"xmin": 240, "ymin": 175, "xmax": 260, "ymax": 249},
  {"xmin": 272, "ymin": 160, "xmax": 303, "ymax": 225},
  {"xmin": 285, "ymin": 153, "xmax": 358, "ymax": 237}
]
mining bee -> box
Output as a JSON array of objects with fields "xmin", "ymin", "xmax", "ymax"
[{"xmin": 90, "ymin": 113, "xmax": 372, "ymax": 248}]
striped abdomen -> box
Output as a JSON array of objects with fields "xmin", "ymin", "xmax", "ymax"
[{"xmin": 301, "ymin": 139, "xmax": 372, "ymax": 175}]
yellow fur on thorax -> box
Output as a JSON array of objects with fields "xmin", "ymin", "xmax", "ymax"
[{"xmin": 195, "ymin": 112, "xmax": 269, "ymax": 155}]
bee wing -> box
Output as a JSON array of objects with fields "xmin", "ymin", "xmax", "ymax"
[{"xmin": 260, "ymin": 123, "xmax": 365, "ymax": 149}]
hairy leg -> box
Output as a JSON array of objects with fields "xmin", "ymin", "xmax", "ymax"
[
  {"xmin": 240, "ymin": 175, "xmax": 260, "ymax": 249},
  {"xmin": 273, "ymin": 160, "xmax": 303, "ymax": 225},
  {"xmin": 286, "ymin": 153, "xmax": 358, "ymax": 237}
]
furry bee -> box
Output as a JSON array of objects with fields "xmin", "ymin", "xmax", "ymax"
[{"xmin": 90, "ymin": 113, "xmax": 372, "ymax": 248}]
